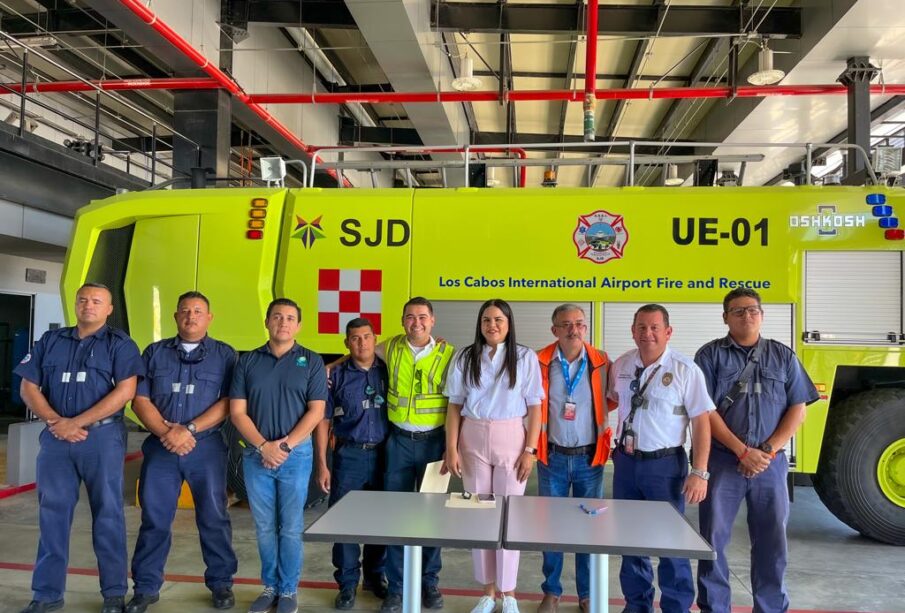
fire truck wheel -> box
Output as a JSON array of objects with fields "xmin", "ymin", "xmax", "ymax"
[
  {"xmin": 222, "ymin": 421, "xmax": 330, "ymax": 509},
  {"xmin": 813, "ymin": 388, "xmax": 905, "ymax": 545},
  {"xmin": 223, "ymin": 422, "xmax": 247, "ymax": 500}
]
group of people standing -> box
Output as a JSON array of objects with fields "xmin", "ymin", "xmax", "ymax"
[{"xmin": 14, "ymin": 282, "xmax": 817, "ymax": 613}]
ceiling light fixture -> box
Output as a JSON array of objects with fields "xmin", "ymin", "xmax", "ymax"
[
  {"xmin": 452, "ymin": 54, "xmax": 482, "ymax": 92},
  {"xmin": 664, "ymin": 164, "xmax": 685, "ymax": 186},
  {"xmin": 748, "ymin": 40, "xmax": 785, "ymax": 86}
]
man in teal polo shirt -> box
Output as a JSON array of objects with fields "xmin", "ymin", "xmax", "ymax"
[{"xmin": 230, "ymin": 298, "xmax": 327, "ymax": 613}]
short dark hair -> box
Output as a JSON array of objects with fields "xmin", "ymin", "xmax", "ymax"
[
  {"xmin": 723, "ymin": 288, "xmax": 761, "ymax": 313},
  {"xmin": 404, "ymin": 296, "xmax": 434, "ymax": 315},
  {"xmin": 79, "ymin": 282, "xmax": 111, "ymax": 293},
  {"xmin": 345, "ymin": 317, "xmax": 373, "ymax": 336},
  {"xmin": 551, "ymin": 303, "xmax": 585, "ymax": 323},
  {"xmin": 177, "ymin": 290, "xmax": 210, "ymax": 309},
  {"xmin": 633, "ymin": 303, "xmax": 670, "ymax": 327},
  {"xmin": 266, "ymin": 297, "xmax": 301, "ymax": 320}
]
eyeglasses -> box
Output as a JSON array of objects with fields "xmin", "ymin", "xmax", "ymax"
[
  {"xmin": 727, "ymin": 306, "xmax": 763, "ymax": 318},
  {"xmin": 629, "ymin": 366, "xmax": 644, "ymax": 409},
  {"xmin": 554, "ymin": 322, "xmax": 587, "ymax": 330}
]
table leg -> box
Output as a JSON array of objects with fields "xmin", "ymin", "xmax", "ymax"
[
  {"xmin": 402, "ymin": 544, "xmax": 423, "ymax": 613},
  {"xmin": 589, "ymin": 552, "xmax": 609, "ymax": 613}
]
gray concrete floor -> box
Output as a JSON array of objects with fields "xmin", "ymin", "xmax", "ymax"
[{"xmin": 1, "ymin": 431, "xmax": 903, "ymax": 613}]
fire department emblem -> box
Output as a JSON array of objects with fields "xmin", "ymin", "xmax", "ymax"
[{"xmin": 573, "ymin": 210, "xmax": 629, "ymax": 264}]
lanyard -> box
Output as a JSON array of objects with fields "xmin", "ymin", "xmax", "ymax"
[
  {"xmin": 625, "ymin": 364, "xmax": 662, "ymax": 427},
  {"xmin": 558, "ymin": 349, "xmax": 587, "ymax": 401}
]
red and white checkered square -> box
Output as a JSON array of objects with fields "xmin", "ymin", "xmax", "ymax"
[{"xmin": 318, "ymin": 269, "xmax": 382, "ymax": 334}]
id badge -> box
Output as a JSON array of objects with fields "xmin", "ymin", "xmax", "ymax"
[
  {"xmin": 623, "ymin": 431, "xmax": 635, "ymax": 455},
  {"xmin": 563, "ymin": 402, "xmax": 577, "ymax": 421}
]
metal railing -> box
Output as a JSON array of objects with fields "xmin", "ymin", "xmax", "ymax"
[
  {"xmin": 307, "ymin": 141, "xmax": 879, "ymax": 188},
  {"xmin": 0, "ymin": 30, "xmax": 202, "ymax": 187}
]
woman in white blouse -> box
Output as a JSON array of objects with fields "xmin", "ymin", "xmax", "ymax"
[{"xmin": 444, "ymin": 299, "xmax": 544, "ymax": 613}]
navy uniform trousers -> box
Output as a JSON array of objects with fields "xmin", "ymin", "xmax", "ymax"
[
  {"xmin": 33, "ymin": 421, "xmax": 128, "ymax": 602},
  {"xmin": 329, "ymin": 443, "xmax": 387, "ymax": 589},
  {"xmin": 384, "ymin": 428, "xmax": 445, "ymax": 596},
  {"xmin": 131, "ymin": 433, "xmax": 237, "ymax": 595},
  {"xmin": 697, "ymin": 448, "xmax": 790, "ymax": 613},
  {"xmin": 613, "ymin": 448, "xmax": 694, "ymax": 613}
]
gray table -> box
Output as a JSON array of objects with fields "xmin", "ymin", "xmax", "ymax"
[
  {"xmin": 504, "ymin": 496, "xmax": 715, "ymax": 613},
  {"xmin": 304, "ymin": 491, "xmax": 505, "ymax": 613}
]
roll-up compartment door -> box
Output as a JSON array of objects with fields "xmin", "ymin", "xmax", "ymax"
[
  {"xmin": 431, "ymin": 301, "xmax": 594, "ymax": 353},
  {"xmin": 804, "ymin": 251, "xmax": 903, "ymax": 343}
]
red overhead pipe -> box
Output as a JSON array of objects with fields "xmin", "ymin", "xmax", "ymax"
[
  {"xmin": 583, "ymin": 0, "xmax": 599, "ymax": 141},
  {"xmin": 116, "ymin": 0, "xmax": 352, "ymax": 186},
  {"xmin": 1, "ymin": 77, "xmax": 221, "ymax": 94},
  {"xmin": 248, "ymin": 84, "xmax": 905, "ymax": 105}
]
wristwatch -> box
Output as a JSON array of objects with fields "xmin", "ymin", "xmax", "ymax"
[
  {"xmin": 279, "ymin": 441, "xmax": 293, "ymax": 453},
  {"xmin": 186, "ymin": 421, "xmax": 197, "ymax": 435},
  {"xmin": 690, "ymin": 468, "xmax": 710, "ymax": 481},
  {"xmin": 759, "ymin": 442, "xmax": 777, "ymax": 458},
  {"xmin": 524, "ymin": 445, "xmax": 537, "ymax": 456}
]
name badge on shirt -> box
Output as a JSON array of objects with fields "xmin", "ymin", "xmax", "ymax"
[
  {"xmin": 563, "ymin": 401, "xmax": 577, "ymax": 421},
  {"xmin": 62, "ymin": 372, "xmax": 71, "ymax": 383},
  {"xmin": 185, "ymin": 384, "xmax": 195, "ymax": 395},
  {"xmin": 172, "ymin": 382, "xmax": 181, "ymax": 393},
  {"xmin": 76, "ymin": 371, "xmax": 87, "ymax": 382}
]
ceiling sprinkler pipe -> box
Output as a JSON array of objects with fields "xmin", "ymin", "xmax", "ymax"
[
  {"xmin": 1, "ymin": 77, "xmax": 221, "ymax": 94},
  {"xmin": 583, "ymin": 0, "xmax": 599, "ymax": 142},
  {"xmin": 247, "ymin": 84, "xmax": 905, "ymax": 105}
]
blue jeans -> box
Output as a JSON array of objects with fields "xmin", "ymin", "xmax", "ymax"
[
  {"xmin": 537, "ymin": 451, "xmax": 604, "ymax": 600},
  {"xmin": 697, "ymin": 448, "xmax": 790, "ymax": 613},
  {"xmin": 384, "ymin": 428, "xmax": 445, "ymax": 595},
  {"xmin": 613, "ymin": 448, "xmax": 693, "ymax": 613},
  {"xmin": 33, "ymin": 422, "xmax": 128, "ymax": 602},
  {"xmin": 132, "ymin": 434, "xmax": 237, "ymax": 595},
  {"xmin": 329, "ymin": 443, "xmax": 386, "ymax": 589},
  {"xmin": 243, "ymin": 440, "xmax": 313, "ymax": 594}
]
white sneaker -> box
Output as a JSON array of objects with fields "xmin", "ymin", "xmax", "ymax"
[
  {"xmin": 470, "ymin": 595, "xmax": 497, "ymax": 613},
  {"xmin": 502, "ymin": 595, "xmax": 520, "ymax": 613}
]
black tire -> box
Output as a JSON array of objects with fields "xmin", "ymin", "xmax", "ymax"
[
  {"xmin": 222, "ymin": 422, "xmax": 329, "ymax": 509},
  {"xmin": 813, "ymin": 388, "xmax": 905, "ymax": 545}
]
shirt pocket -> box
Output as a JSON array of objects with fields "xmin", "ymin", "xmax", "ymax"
[
  {"xmin": 150, "ymin": 366, "xmax": 178, "ymax": 397},
  {"xmin": 647, "ymin": 384, "xmax": 686, "ymax": 417},
  {"xmin": 194, "ymin": 369, "xmax": 225, "ymax": 398},
  {"xmin": 759, "ymin": 366, "xmax": 788, "ymax": 406},
  {"xmin": 84, "ymin": 351, "xmax": 114, "ymax": 384}
]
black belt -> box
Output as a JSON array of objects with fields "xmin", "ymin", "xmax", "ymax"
[
  {"xmin": 390, "ymin": 424, "xmax": 444, "ymax": 440},
  {"xmin": 549, "ymin": 443, "xmax": 595, "ymax": 456},
  {"xmin": 337, "ymin": 439, "xmax": 382, "ymax": 451},
  {"xmin": 617, "ymin": 444, "xmax": 683, "ymax": 460},
  {"xmin": 86, "ymin": 415, "xmax": 123, "ymax": 430}
]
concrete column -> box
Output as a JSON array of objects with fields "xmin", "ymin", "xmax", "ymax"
[
  {"xmin": 838, "ymin": 56, "xmax": 879, "ymax": 185},
  {"xmin": 173, "ymin": 89, "xmax": 232, "ymax": 187}
]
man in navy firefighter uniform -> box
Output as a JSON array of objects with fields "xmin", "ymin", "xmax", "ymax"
[
  {"xmin": 14, "ymin": 282, "xmax": 143, "ymax": 613},
  {"xmin": 316, "ymin": 317, "xmax": 390, "ymax": 610},
  {"xmin": 695, "ymin": 288, "xmax": 818, "ymax": 613},
  {"xmin": 126, "ymin": 291, "xmax": 239, "ymax": 613}
]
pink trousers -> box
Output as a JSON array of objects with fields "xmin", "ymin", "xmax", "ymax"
[{"xmin": 459, "ymin": 417, "xmax": 527, "ymax": 592}]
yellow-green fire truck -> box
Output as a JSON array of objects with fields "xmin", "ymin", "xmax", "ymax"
[{"xmin": 62, "ymin": 185, "xmax": 905, "ymax": 544}]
